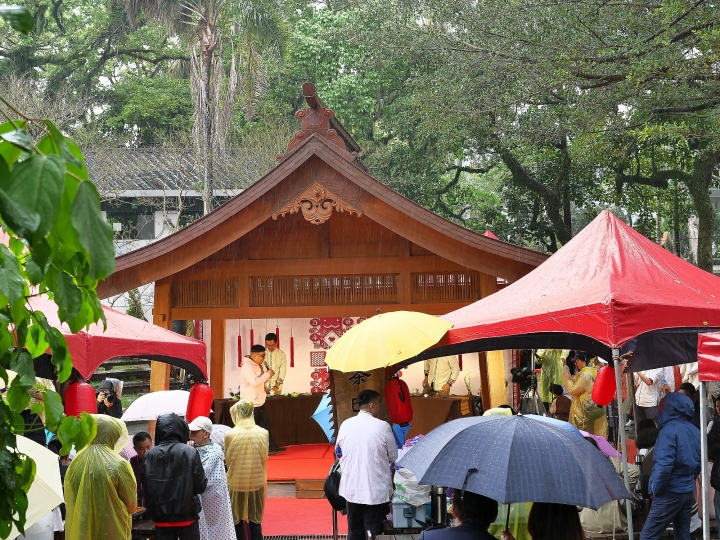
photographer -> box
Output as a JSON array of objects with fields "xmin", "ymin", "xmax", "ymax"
[{"xmin": 97, "ymin": 378, "xmax": 123, "ymax": 418}]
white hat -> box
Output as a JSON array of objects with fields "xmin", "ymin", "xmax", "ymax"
[{"xmin": 188, "ymin": 416, "xmax": 212, "ymax": 432}]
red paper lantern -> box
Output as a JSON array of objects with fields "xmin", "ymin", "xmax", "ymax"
[
  {"xmin": 64, "ymin": 382, "xmax": 97, "ymax": 417},
  {"xmin": 186, "ymin": 382, "xmax": 214, "ymax": 423},
  {"xmin": 384, "ymin": 377, "xmax": 413, "ymax": 425},
  {"xmin": 592, "ymin": 366, "xmax": 616, "ymax": 407}
]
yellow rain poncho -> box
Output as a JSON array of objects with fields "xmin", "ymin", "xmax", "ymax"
[
  {"xmin": 566, "ymin": 365, "xmax": 607, "ymax": 437},
  {"xmin": 225, "ymin": 399, "xmax": 269, "ymax": 525},
  {"xmin": 537, "ymin": 349, "xmax": 566, "ymax": 404},
  {"xmin": 64, "ymin": 415, "xmax": 137, "ymax": 540}
]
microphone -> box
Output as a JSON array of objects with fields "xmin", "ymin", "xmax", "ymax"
[{"xmin": 263, "ymin": 362, "xmax": 270, "ymax": 372}]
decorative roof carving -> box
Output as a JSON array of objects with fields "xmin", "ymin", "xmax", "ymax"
[
  {"xmin": 272, "ymin": 181, "xmax": 362, "ymax": 225},
  {"xmin": 278, "ymin": 83, "xmax": 359, "ymax": 163}
]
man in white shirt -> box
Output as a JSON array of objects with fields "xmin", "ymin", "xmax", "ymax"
[
  {"xmin": 422, "ymin": 356, "xmax": 460, "ymax": 395},
  {"xmin": 336, "ymin": 389, "xmax": 398, "ymax": 540},
  {"xmin": 680, "ymin": 362, "xmax": 699, "ymax": 389},
  {"xmin": 264, "ymin": 333, "xmax": 287, "ymax": 395},
  {"xmin": 240, "ymin": 344, "xmax": 284, "ymax": 454},
  {"xmin": 633, "ymin": 368, "xmax": 664, "ymax": 422}
]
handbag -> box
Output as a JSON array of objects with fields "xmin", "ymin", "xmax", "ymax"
[{"xmin": 324, "ymin": 460, "xmax": 347, "ymax": 512}]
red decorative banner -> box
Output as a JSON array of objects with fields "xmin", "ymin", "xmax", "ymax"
[
  {"xmin": 458, "ymin": 354, "xmax": 463, "ymax": 371},
  {"xmin": 237, "ymin": 335, "xmax": 242, "ymax": 367},
  {"xmin": 290, "ymin": 336, "xmax": 295, "ymax": 368},
  {"xmin": 276, "ymin": 326, "xmax": 280, "ymax": 348}
]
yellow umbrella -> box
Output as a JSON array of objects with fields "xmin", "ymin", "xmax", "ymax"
[
  {"xmin": 9, "ymin": 435, "xmax": 64, "ymax": 539},
  {"xmin": 324, "ymin": 311, "xmax": 453, "ymax": 372}
]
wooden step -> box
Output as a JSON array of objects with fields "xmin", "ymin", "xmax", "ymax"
[
  {"xmin": 296, "ymin": 479, "xmax": 325, "ymax": 492},
  {"xmin": 99, "ymin": 358, "xmax": 152, "ymax": 368},
  {"xmin": 296, "ymin": 491, "xmax": 326, "ymax": 499},
  {"xmin": 90, "ymin": 368, "xmax": 150, "ymax": 382}
]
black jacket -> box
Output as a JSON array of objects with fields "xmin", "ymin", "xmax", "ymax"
[{"xmin": 143, "ymin": 413, "xmax": 208, "ymax": 523}]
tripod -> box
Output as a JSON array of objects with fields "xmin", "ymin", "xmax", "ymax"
[{"xmin": 520, "ymin": 352, "xmax": 545, "ymax": 415}]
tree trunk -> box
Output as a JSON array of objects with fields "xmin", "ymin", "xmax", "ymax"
[
  {"xmin": 198, "ymin": 22, "xmax": 219, "ymax": 215},
  {"xmin": 685, "ymin": 148, "xmax": 720, "ymax": 273}
]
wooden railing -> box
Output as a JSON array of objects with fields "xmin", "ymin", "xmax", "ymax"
[
  {"xmin": 411, "ymin": 271, "xmax": 480, "ymax": 303},
  {"xmin": 250, "ymin": 274, "xmax": 399, "ymax": 307},
  {"xmin": 173, "ymin": 279, "xmax": 239, "ymax": 308}
]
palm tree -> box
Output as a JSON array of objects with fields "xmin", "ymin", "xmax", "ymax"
[{"xmin": 117, "ymin": 0, "xmax": 285, "ymax": 213}]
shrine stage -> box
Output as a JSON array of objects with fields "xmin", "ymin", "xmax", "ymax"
[{"xmin": 213, "ymin": 394, "xmax": 476, "ymax": 498}]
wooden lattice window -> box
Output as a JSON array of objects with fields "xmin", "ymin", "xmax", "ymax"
[
  {"xmin": 250, "ymin": 274, "xmax": 399, "ymax": 307},
  {"xmin": 173, "ymin": 279, "xmax": 238, "ymax": 308},
  {"xmin": 411, "ymin": 272, "xmax": 480, "ymax": 303}
]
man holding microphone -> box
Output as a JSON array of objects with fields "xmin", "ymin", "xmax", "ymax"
[{"xmin": 240, "ymin": 344, "xmax": 285, "ymax": 454}]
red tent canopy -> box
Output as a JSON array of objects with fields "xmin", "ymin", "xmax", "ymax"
[
  {"xmin": 412, "ymin": 210, "xmax": 720, "ymax": 364},
  {"xmin": 697, "ymin": 332, "xmax": 720, "ymax": 382},
  {"xmin": 29, "ymin": 296, "xmax": 207, "ymax": 380}
]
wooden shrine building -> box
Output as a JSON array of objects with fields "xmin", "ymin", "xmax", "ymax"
[{"xmin": 97, "ymin": 84, "xmax": 548, "ymax": 408}]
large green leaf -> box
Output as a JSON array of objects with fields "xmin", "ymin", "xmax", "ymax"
[
  {"xmin": 55, "ymin": 272, "xmax": 82, "ymax": 326},
  {"xmin": 57, "ymin": 414, "xmax": 96, "ymax": 455},
  {"xmin": 0, "ymin": 189, "xmax": 41, "ymax": 239},
  {"xmin": 70, "ymin": 182, "xmax": 115, "ymax": 280},
  {"xmin": 41, "ymin": 390, "xmax": 64, "ymax": 432},
  {"xmin": 0, "ymin": 130, "xmax": 32, "ymax": 153},
  {"xmin": 0, "ymin": 245, "xmax": 24, "ymax": 305},
  {"xmin": 0, "ymin": 6, "xmax": 33, "ymax": 34},
  {"xmin": 5, "ymin": 155, "xmax": 65, "ymax": 238}
]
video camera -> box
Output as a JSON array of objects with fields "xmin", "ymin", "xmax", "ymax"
[{"xmin": 510, "ymin": 349, "xmax": 538, "ymax": 390}]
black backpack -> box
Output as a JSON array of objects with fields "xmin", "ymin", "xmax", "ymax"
[{"xmin": 324, "ymin": 460, "xmax": 347, "ymax": 512}]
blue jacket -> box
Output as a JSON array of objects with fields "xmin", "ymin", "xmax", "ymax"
[{"xmin": 648, "ymin": 392, "xmax": 701, "ymax": 495}]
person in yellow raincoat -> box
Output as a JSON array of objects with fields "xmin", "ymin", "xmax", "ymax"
[
  {"xmin": 563, "ymin": 352, "xmax": 607, "ymax": 437},
  {"xmin": 537, "ymin": 349, "xmax": 566, "ymax": 413},
  {"xmin": 225, "ymin": 399, "xmax": 269, "ymax": 540},
  {"xmin": 64, "ymin": 414, "xmax": 137, "ymax": 540}
]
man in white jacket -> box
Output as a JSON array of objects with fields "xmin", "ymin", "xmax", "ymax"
[
  {"xmin": 240, "ymin": 344, "xmax": 284, "ymax": 454},
  {"xmin": 336, "ymin": 389, "xmax": 398, "ymax": 540}
]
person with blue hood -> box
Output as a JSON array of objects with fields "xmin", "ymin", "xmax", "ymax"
[{"xmin": 640, "ymin": 391, "xmax": 701, "ymax": 540}]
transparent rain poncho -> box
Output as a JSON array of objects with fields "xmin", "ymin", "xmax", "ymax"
[
  {"xmin": 64, "ymin": 415, "xmax": 137, "ymax": 540},
  {"xmin": 537, "ymin": 349, "xmax": 566, "ymax": 404},
  {"xmin": 224, "ymin": 399, "xmax": 269, "ymax": 524},
  {"xmin": 566, "ymin": 365, "xmax": 608, "ymax": 437}
]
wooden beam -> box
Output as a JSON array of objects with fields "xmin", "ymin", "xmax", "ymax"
[
  {"xmin": 480, "ymin": 272, "xmax": 499, "ymax": 298},
  {"xmin": 209, "ymin": 320, "xmax": 226, "ymax": 401},
  {"xmin": 173, "ymin": 255, "xmax": 473, "ymax": 281},
  {"xmin": 170, "ymin": 301, "xmax": 473, "ymax": 321}
]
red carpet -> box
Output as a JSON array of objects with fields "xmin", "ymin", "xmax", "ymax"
[
  {"xmin": 268, "ymin": 443, "xmax": 335, "ymax": 481},
  {"xmin": 263, "ymin": 498, "xmax": 348, "ymax": 535}
]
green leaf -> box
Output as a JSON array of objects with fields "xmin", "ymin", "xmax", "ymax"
[
  {"xmin": 58, "ymin": 414, "xmax": 96, "ymax": 455},
  {"xmin": 0, "ymin": 245, "xmax": 24, "ymax": 304},
  {"xmin": 0, "ymin": 6, "xmax": 33, "ymax": 34},
  {"xmin": 26, "ymin": 324, "xmax": 49, "ymax": 358},
  {"xmin": 0, "ymin": 130, "xmax": 32, "ymax": 152},
  {"xmin": 6, "ymin": 383, "xmax": 30, "ymax": 413},
  {"xmin": 5, "ymin": 154, "xmax": 65, "ymax": 238},
  {"xmin": 70, "ymin": 182, "xmax": 115, "ymax": 280},
  {"xmin": 55, "ymin": 272, "xmax": 82, "ymax": 326},
  {"xmin": 41, "ymin": 390, "xmax": 64, "ymax": 432},
  {"xmin": 43, "ymin": 120, "xmax": 81, "ymax": 168},
  {"xmin": 0, "ymin": 188, "xmax": 41, "ymax": 239}
]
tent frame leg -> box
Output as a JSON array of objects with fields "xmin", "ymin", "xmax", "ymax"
[
  {"xmin": 613, "ymin": 349, "xmax": 634, "ymax": 540},
  {"xmin": 700, "ymin": 381, "xmax": 710, "ymax": 540}
]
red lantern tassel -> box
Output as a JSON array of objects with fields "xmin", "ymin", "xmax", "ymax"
[
  {"xmin": 290, "ymin": 336, "xmax": 295, "ymax": 367},
  {"xmin": 250, "ymin": 328, "xmax": 254, "ymax": 346},
  {"xmin": 458, "ymin": 354, "xmax": 463, "ymax": 371},
  {"xmin": 237, "ymin": 335, "xmax": 242, "ymax": 367},
  {"xmin": 276, "ymin": 326, "xmax": 280, "ymax": 348}
]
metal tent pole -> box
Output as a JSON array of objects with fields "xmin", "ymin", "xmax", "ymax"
[
  {"xmin": 700, "ymin": 381, "xmax": 710, "ymax": 540},
  {"xmin": 613, "ymin": 348, "xmax": 634, "ymax": 540}
]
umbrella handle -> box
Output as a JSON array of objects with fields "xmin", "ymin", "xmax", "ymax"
[{"xmin": 505, "ymin": 504, "xmax": 510, "ymax": 532}]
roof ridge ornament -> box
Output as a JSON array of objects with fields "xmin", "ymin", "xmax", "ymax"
[
  {"xmin": 278, "ymin": 83, "xmax": 359, "ymax": 162},
  {"xmin": 272, "ymin": 181, "xmax": 363, "ymax": 225}
]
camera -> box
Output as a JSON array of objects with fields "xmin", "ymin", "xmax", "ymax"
[
  {"xmin": 511, "ymin": 366, "xmax": 536, "ymax": 386},
  {"xmin": 104, "ymin": 390, "xmax": 116, "ymax": 404}
]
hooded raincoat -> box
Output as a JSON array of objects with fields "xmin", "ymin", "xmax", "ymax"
[
  {"xmin": 64, "ymin": 415, "xmax": 137, "ymax": 540},
  {"xmin": 143, "ymin": 413, "xmax": 208, "ymax": 524},
  {"xmin": 566, "ymin": 365, "xmax": 607, "ymax": 437},
  {"xmin": 225, "ymin": 399, "xmax": 269, "ymax": 525},
  {"xmin": 537, "ymin": 349, "xmax": 566, "ymax": 404},
  {"xmin": 649, "ymin": 392, "xmax": 701, "ymax": 496},
  {"xmin": 196, "ymin": 441, "xmax": 236, "ymax": 540}
]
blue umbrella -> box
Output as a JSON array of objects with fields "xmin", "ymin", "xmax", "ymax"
[{"xmin": 397, "ymin": 415, "xmax": 629, "ymax": 510}]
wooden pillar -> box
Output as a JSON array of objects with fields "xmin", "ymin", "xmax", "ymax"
[
  {"xmin": 478, "ymin": 352, "xmax": 491, "ymax": 410},
  {"xmin": 150, "ymin": 279, "xmax": 172, "ymax": 392},
  {"xmin": 209, "ymin": 319, "xmax": 226, "ymax": 400},
  {"xmin": 148, "ymin": 279, "xmax": 172, "ymax": 440},
  {"xmin": 479, "ymin": 272, "xmax": 498, "ymax": 298}
]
